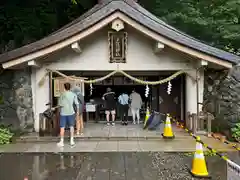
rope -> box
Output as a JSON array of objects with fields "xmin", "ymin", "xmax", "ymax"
[
  {"xmin": 43, "ymin": 68, "xmax": 184, "ymax": 85},
  {"xmin": 47, "ymin": 68, "xmax": 118, "ymax": 84}
]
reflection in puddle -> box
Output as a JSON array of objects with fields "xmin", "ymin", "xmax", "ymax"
[
  {"xmin": 0, "ymin": 153, "xmax": 84, "ymax": 180},
  {"xmin": 0, "ymin": 152, "xmax": 239, "ymax": 180}
]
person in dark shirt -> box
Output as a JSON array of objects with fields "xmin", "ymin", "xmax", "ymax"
[{"xmin": 102, "ymin": 87, "xmax": 116, "ymax": 126}]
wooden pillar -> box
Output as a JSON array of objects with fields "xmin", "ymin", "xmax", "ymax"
[
  {"xmin": 192, "ymin": 113, "xmax": 197, "ymax": 134},
  {"xmin": 180, "ymin": 75, "xmax": 184, "ymax": 122},
  {"xmin": 207, "ymin": 113, "xmax": 213, "ymax": 137},
  {"xmin": 186, "ymin": 111, "xmax": 190, "ymax": 129}
]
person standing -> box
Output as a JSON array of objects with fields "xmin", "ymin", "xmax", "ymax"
[
  {"xmin": 72, "ymin": 86, "xmax": 84, "ymax": 135},
  {"xmin": 118, "ymin": 92, "xmax": 129, "ymax": 125},
  {"xmin": 57, "ymin": 83, "xmax": 79, "ymax": 147},
  {"xmin": 129, "ymin": 89, "xmax": 142, "ymax": 124},
  {"xmin": 102, "ymin": 87, "xmax": 116, "ymax": 126}
]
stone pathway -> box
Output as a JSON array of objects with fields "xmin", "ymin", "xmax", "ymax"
[
  {"xmin": 11, "ymin": 123, "xmax": 234, "ymax": 152},
  {"xmin": 0, "ymin": 152, "xmax": 231, "ymax": 180},
  {"xmin": 0, "ymin": 138, "xmax": 234, "ymax": 153}
]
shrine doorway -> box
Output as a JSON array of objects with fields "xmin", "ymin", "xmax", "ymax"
[{"xmin": 51, "ymin": 71, "xmax": 185, "ymax": 123}]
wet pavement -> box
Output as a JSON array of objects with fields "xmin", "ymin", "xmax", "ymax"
[
  {"xmin": 12, "ymin": 123, "xmax": 236, "ymax": 152},
  {"xmin": 0, "ymin": 152, "xmax": 239, "ymax": 180}
]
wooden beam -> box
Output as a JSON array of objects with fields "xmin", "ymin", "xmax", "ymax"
[
  {"xmin": 27, "ymin": 60, "xmax": 40, "ymax": 67},
  {"xmin": 71, "ymin": 42, "xmax": 82, "ymax": 53},
  {"xmin": 2, "ymin": 12, "xmax": 233, "ymax": 69},
  {"xmin": 201, "ymin": 59, "xmax": 208, "ymax": 66},
  {"xmin": 154, "ymin": 42, "xmax": 164, "ymax": 53}
]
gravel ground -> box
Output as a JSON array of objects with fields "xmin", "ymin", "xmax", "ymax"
[{"xmin": 0, "ymin": 152, "xmax": 236, "ymax": 180}]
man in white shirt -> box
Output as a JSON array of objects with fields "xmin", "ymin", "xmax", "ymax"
[{"xmin": 129, "ymin": 89, "xmax": 142, "ymax": 124}]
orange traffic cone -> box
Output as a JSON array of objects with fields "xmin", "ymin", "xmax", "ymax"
[
  {"xmin": 190, "ymin": 137, "xmax": 210, "ymax": 178},
  {"xmin": 162, "ymin": 114, "xmax": 175, "ymax": 139}
]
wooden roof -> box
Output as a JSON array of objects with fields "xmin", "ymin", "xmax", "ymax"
[{"xmin": 0, "ymin": 0, "xmax": 239, "ymax": 65}]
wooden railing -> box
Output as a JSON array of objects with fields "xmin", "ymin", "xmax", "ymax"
[
  {"xmin": 185, "ymin": 111, "xmax": 213, "ymax": 137},
  {"xmin": 39, "ymin": 107, "xmax": 60, "ymax": 136}
]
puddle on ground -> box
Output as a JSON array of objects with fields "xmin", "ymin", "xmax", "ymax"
[{"xmin": 0, "ymin": 152, "xmax": 239, "ymax": 180}]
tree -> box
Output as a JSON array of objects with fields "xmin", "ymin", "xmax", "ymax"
[{"xmin": 139, "ymin": 0, "xmax": 240, "ymax": 54}]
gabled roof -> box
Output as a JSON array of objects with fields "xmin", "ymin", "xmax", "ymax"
[{"xmin": 0, "ymin": 0, "xmax": 239, "ymax": 65}]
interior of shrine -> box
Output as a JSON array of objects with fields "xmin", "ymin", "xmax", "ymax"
[{"xmin": 51, "ymin": 71, "xmax": 185, "ymax": 122}]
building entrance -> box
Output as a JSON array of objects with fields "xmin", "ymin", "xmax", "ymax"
[{"xmin": 51, "ymin": 71, "xmax": 185, "ymax": 123}]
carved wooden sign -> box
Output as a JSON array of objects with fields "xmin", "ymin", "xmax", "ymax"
[
  {"xmin": 108, "ymin": 31, "xmax": 127, "ymax": 63},
  {"xmin": 53, "ymin": 76, "xmax": 85, "ymax": 97}
]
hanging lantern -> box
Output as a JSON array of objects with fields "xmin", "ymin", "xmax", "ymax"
[
  {"xmin": 145, "ymin": 84, "xmax": 149, "ymax": 97},
  {"xmin": 167, "ymin": 81, "xmax": 172, "ymax": 95},
  {"xmin": 90, "ymin": 83, "xmax": 93, "ymax": 95}
]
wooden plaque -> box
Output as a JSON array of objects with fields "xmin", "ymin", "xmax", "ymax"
[
  {"xmin": 108, "ymin": 31, "xmax": 127, "ymax": 63},
  {"xmin": 53, "ymin": 76, "xmax": 85, "ymax": 97}
]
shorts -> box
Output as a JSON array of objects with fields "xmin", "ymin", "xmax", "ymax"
[
  {"xmin": 60, "ymin": 114, "xmax": 75, "ymax": 128},
  {"xmin": 105, "ymin": 110, "xmax": 116, "ymax": 115}
]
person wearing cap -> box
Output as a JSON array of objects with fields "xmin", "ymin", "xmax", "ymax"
[
  {"xmin": 102, "ymin": 87, "xmax": 116, "ymax": 126},
  {"xmin": 72, "ymin": 86, "xmax": 85, "ymax": 135}
]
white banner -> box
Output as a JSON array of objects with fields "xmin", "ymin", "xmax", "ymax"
[{"xmin": 227, "ymin": 159, "xmax": 240, "ymax": 180}]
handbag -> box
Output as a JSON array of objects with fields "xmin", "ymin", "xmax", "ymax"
[
  {"xmin": 73, "ymin": 94, "xmax": 83, "ymax": 113},
  {"xmin": 43, "ymin": 109, "xmax": 54, "ymax": 119},
  {"xmin": 73, "ymin": 102, "xmax": 78, "ymax": 113}
]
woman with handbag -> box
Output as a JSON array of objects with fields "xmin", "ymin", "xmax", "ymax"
[{"xmin": 72, "ymin": 86, "xmax": 85, "ymax": 135}]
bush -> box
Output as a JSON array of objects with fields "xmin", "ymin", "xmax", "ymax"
[
  {"xmin": 231, "ymin": 123, "xmax": 240, "ymax": 142},
  {"xmin": 0, "ymin": 125, "xmax": 14, "ymax": 145}
]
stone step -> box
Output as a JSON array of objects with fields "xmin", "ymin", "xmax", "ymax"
[{"xmin": 14, "ymin": 134, "xmax": 193, "ymax": 143}]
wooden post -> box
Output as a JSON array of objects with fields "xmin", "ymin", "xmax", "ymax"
[
  {"xmin": 186, "ymin": 111, "xmax": 191, "ymax": 129},
  {"xmin": 192, "ymin": 113, "xmax": 197, "ymax": 134},
  {"xmin": 189, "ymin": 113, "xmax": 193, "ymax": 131},
  {"xmin": 207, "ymin": 113, "xmax": 213, "ymax": 137}
]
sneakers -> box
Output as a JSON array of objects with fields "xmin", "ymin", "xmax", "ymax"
[
  {"xmin": 107, "ymin": 122, "xmax": 115, "ymax": 126},
  {"xmin": 57, "ymin": 141, "xmax": 64, "ymax": 147},
  {"xmin": 122, "ymin": 121, "xmax": 128, "ymax": 125},
  {"xmin": 57, "ymin": 139, "xmax": 75, "ymax": 147},
  {"xmin": 76, "ymin": 132, "xmax": 83, "ymax": 136},
  {"xmin": 70, "ymin": 140, "xmax": 75, "ymax": 146},
  {"xmin": 133, "ymin": 121, "xmax": 136, "ymax": 125}
]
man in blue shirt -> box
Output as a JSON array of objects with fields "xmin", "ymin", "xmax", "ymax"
[{"xmin": 118, "ymin": 92, "xmax": 129, "ymax": 125}]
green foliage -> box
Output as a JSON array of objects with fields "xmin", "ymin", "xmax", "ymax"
[
  {"xmin": 231, "ymin": 123, "xmax": 240, "ymax": 141},
  {"xmin": 0, "ymin": 125, "xmax": 14, "ymax": 145},
  {"xmin": 139, "ymin": 0, "xmax": 240, "ymax": 55},
  {"xmin": 0, "ymin": 0, "xmax": 96, "ymax": 52},
  {"xmin": 0, "ymin": 0, "xmax": 239, "ymax": 55}
]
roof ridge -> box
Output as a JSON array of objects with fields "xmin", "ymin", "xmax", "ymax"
[{"xmin": 0, "ymin": 0, "xmax": 239, "ymax": 65}]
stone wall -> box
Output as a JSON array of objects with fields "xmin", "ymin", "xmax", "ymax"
[
  {"xmin": 0, "ymin": 68, "xmax": 34, "ymax": 132},
  {"xmin": 203, "ymin": 67, "xmax": 240, "ymax": 134}
]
